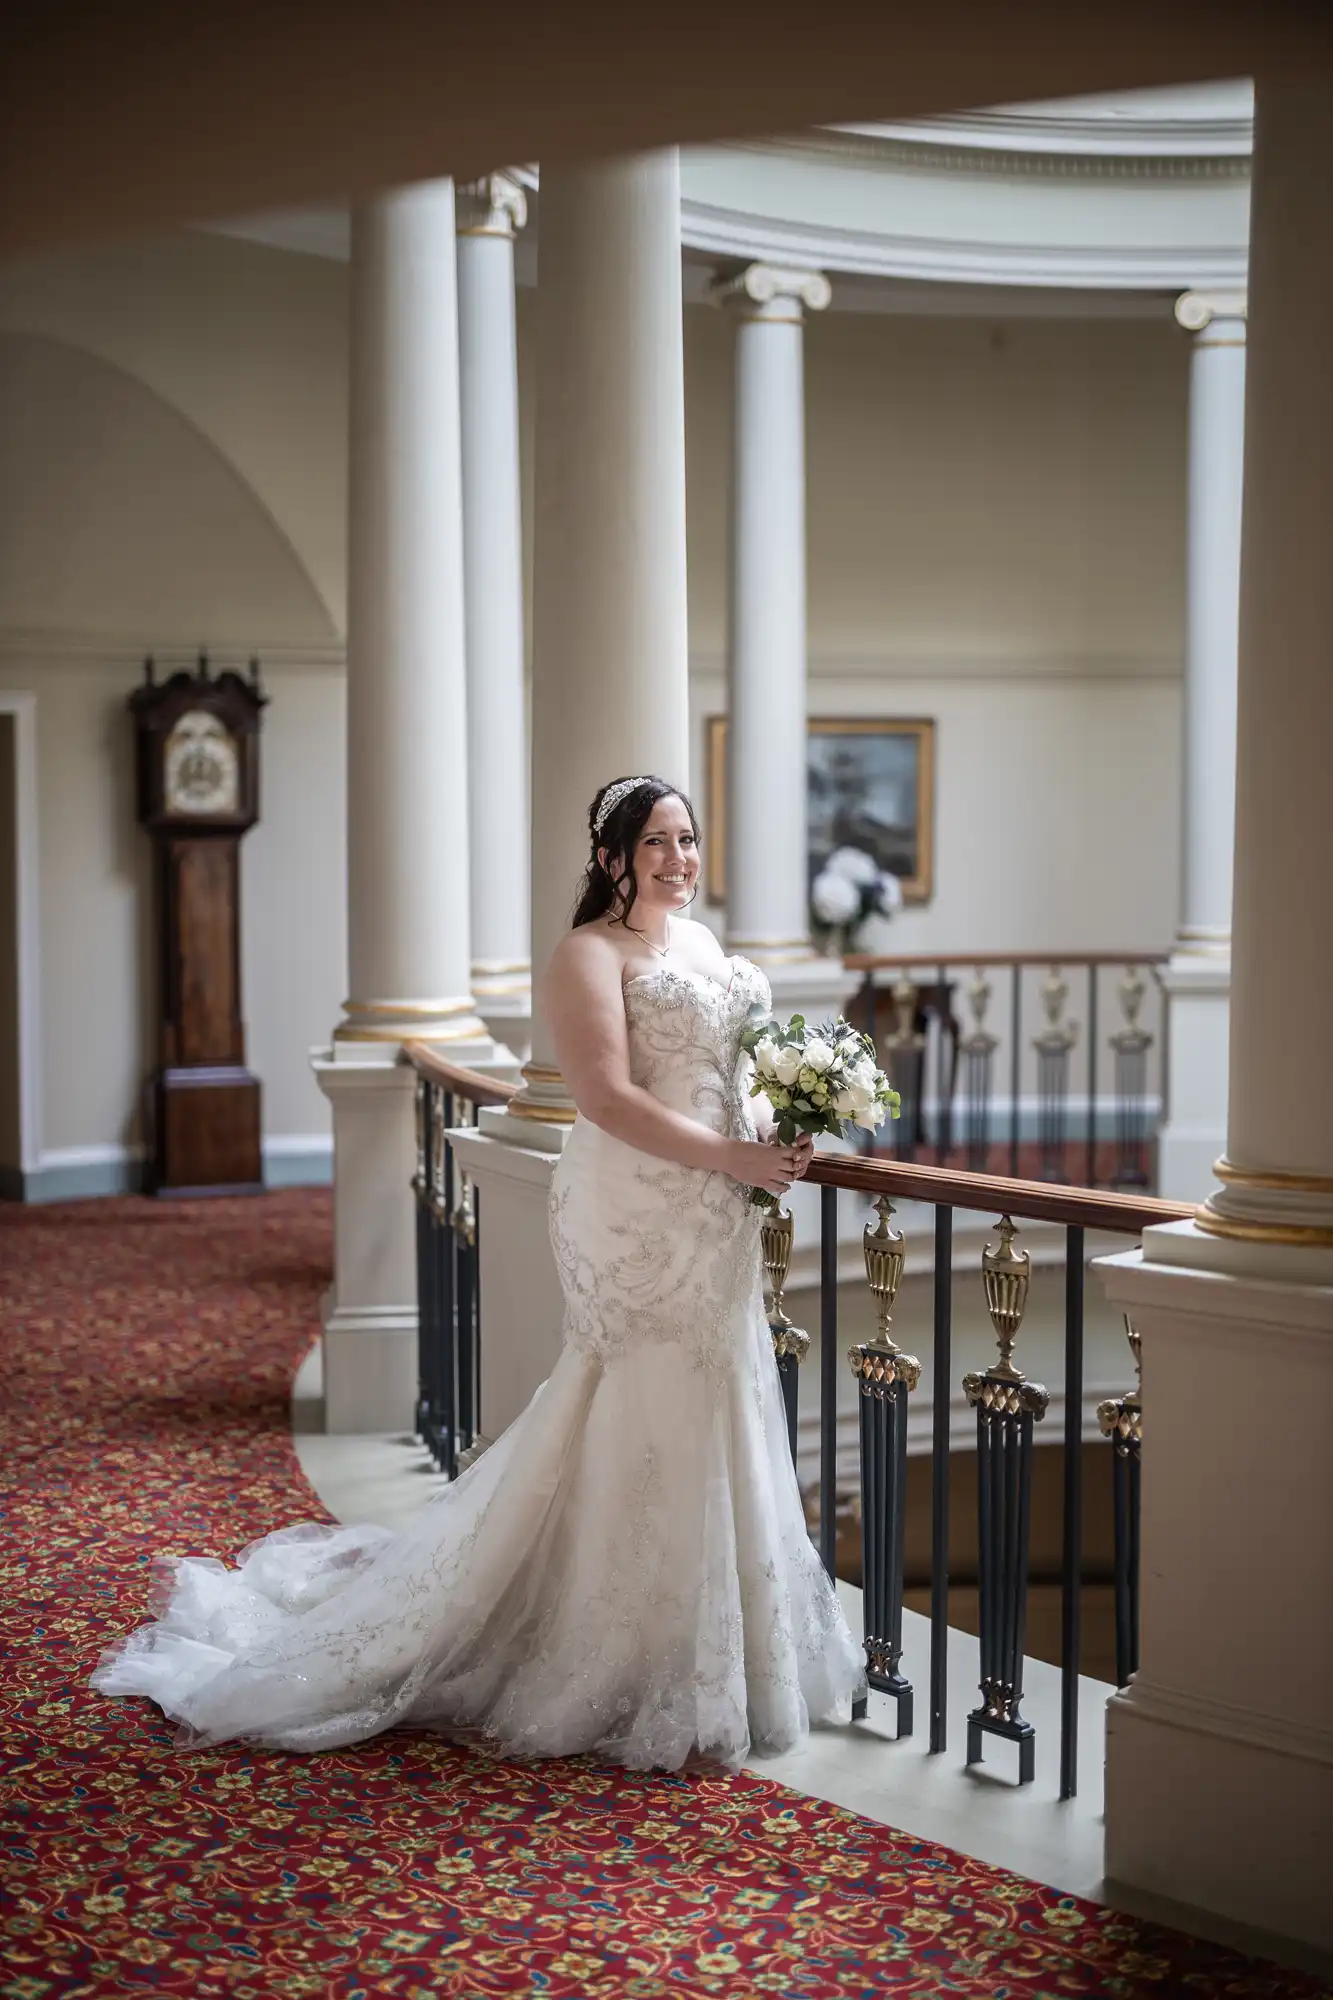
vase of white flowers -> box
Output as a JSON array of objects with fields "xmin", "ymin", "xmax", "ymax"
[
  {"xmin": 810, "ymin": 845, "xmax": 903, "ymax": 956},
  {"xmin": 739, "ymin": 1010, "xmax": 901, "ymax": 1210}
]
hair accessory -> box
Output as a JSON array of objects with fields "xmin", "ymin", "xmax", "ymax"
[{"xmin": 593, "ymin": 776, "xmax": 652, "ymax": 836}]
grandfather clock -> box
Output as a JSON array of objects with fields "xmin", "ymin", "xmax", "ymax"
[{"xmin": 130, "ymin": 654, "xmax": 267, "ymax": 1195}]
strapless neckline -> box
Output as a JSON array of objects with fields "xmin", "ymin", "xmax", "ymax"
[{"xmin": 622, "ymin": 955, "xmax": 747, "ymax": 1002}]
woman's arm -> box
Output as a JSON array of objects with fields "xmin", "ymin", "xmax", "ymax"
[{"xmin": 543, "ymin": 931, "xmax": 797, "ymax": 1195}]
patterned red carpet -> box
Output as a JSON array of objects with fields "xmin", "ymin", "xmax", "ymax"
[{"xmin": 2, "ymin": 1191, "xmax": 1325, "ymax": 1999}]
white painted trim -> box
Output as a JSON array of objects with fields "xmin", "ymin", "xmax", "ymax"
[
  {"xmin": 690, "ymin": 648, "xmax": 1182, "ymax": 682},
  {"xmin": 1112, "ymin": 1676, "xmax": 1333, "ymax": 1769},
  {"xmin": 21, "ymin": 1134, "xmax": 332, "ymax": 1202},
  {"xmin": 680, "ymin": 200, "xmax": 1248, "ymax": 293},
  {"xmin": 0, "ymin": 691, "xmax": 42, "ymax": 1175},
  {"xmin": 0, "ymin": 628, "xmax": 346, "ymax": 671}
]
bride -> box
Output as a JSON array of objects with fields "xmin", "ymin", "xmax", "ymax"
[{"xmin": 93, "ymin": 775, "xmax": 866, "ymax": 1770}]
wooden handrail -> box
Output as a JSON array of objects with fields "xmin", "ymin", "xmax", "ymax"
[
  {"xmin": 805, "ymin": 1151, "xmax": 1193, "ymax": 1235},
  {"xmin": 844, "ymin": 950, "xmax": 1169, "ymax": 973},
  {"xmin": 403, "ymin": 1042, "xmax": 519, "ymax": 1109}
]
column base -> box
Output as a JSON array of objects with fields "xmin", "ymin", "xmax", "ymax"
[
  {"xmin": 321, "ymin": 1296, "xmax": 418, "ymax": 1435},
  {"xmin": 449, "ymin": 1125, "xmax": 565, "ymax": 1439},
  {"xmin": 472, "ymin": 965, "xmax": 532, "ymax": 1064},
  {"xmin": 1096, "ymin": 1235, "xmax": 1333, "ymax": 1950},
  {"xmin": 740, "ymin": 949, "xmax": 862, "ymax": 1027},
  {"xmin": 1105, "ymin": 1681, "xmax": 1333, "ymax": 1953},
  {"xmin": 1157, "ymin": 947, "xmax": 1231, "ymax": 1203}
]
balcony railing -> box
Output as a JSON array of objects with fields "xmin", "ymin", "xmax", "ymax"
[
  {"xmin": 403, "ymin": 1042, "xmax": 1189, "ymax": 1799},
  {"xmin": 405, "ymin": 1045, "xmax": 515, "ymax": 1480},
  {"xmin": 844, "ymin": 952, "xmax": 1169, "ymax": 1190},
  {"xmin": 786, "ymin": 1153, "xmax": 1189, "ymax": 1795}
]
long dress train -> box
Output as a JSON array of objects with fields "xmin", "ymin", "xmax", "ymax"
[{"xmin": 91, "ymin": 957, "xmax": 865, "ymax": 1770}]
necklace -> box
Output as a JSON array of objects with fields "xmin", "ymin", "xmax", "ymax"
[{"xmin": 624, "ymin": 916, "xmax": 672, "ymax": 958}]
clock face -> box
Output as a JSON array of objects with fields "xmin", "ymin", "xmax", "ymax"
[{"xmin": 164, "ymin": 710, "xmax": 240, "ymax": 816}]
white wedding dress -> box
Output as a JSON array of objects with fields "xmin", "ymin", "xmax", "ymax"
[{"xmin": 93, "ymin": 956, "xmax": 865, "ymax": 1770}]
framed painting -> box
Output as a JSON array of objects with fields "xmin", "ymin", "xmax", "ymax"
[{"xmin": 705, "ymin": 716, "xmax": 934, "ymax": 906}]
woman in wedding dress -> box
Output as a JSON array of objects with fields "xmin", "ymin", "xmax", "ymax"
[{"xmin": 93, "ymin": 775, "xmax": 866, "ymax": 1770}]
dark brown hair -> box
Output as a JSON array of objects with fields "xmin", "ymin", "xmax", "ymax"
[{"xmin": 570, "ymin": 776, "xmax": 701, "ymax": 929}]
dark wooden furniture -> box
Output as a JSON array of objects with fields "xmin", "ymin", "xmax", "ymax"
[{"xmin": 129, "ymin": 655, "xmax": 266, "ymax": 1195}]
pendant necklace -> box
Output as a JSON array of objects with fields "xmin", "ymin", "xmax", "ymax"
[{"xmin": 626, "ymin": 916, "xmax": 672, "ymax": 958}]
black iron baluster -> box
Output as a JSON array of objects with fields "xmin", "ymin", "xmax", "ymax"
[
  {"xmin": 424, "ymin": 1083, "xmax": 451, "ymax": 1470},
  {"xmin": 886, "ymin": 974, "xmax": 923, "ymax": 1162},
  {"xmin": 412, "ymin": 1075, "xmax": 433, "ymax": 1443},
  {"xmin": 1009, "ymin": 964, "xmax": 1022, "ymax": 1179},
  {"xmin": 930, "ymin": 1204, "xmax": 952, "ymax": 1754},
  {"xmin": 819, "ymin": 1183, "xmax": 838, "ymax": 1579},
  {"xmin": 848, "ymin": 1197, "xmax": 916, "ymax": 1736},
  {"xmin": 965, "ymin": 1216, "xmax": 1049, "ymax": 1784},
  {"xmin": 437, "ymin": 1088, "xmax": 459, "ymax": 1479},
  {"xmin": 1098, "ymin": 1317, "xmax": 1143, "ymax": 1687},
  {"xmin": 1085, "ymin": 967, "xmax": 1098, "ymax": 1188},
  {"xmin": 452, "ymin": 1097, "xmax": 477, "ymax": 1456},
  {"xmin": 934, "ymin": 960, "xmax": 949, "ymax": 1163},
  {"xmin": 761, "ymin": 1203, "xmax": 808, "ymax": 1466},
  {"xmin": 1060, "ymin": 1225, "xmax": 1085, "ymax": 1800}
]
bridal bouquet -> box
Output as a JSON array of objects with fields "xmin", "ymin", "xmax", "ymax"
[{"xmin": 739, "ymin": 1011, "xmax": 900, "ymax": 1210}]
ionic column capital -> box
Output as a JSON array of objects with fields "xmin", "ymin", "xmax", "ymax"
[
  {"xmin": 1175, "ymin": 289, "xmax": 1248, "ymax": 340},
  {"xmin": 457, "ymin": 172, "xmax": 528, "ymax": 239},
  {"xmin": 711, "ymin": 261, "xmax": 832, "ymax": 324}
]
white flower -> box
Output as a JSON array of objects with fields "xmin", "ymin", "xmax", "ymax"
[
  {"xmin": 811, "ymin": 869, "xmax": 860, "ymax": 926},
  {"xmin": 752, "ymin": 1036, "xmax": 780, "ymax": 1079},
  {"xmin": 875, "ymin": 870, "xmax": 903, "ymax": 915},
  {"xmin": 826, "ymin": 846, "xmax": 881, "ymax": 888},
  {"xmin": 854, "ymin": 1100, "xmax": 887, "ymax": 1131},
  {"xmin": 835, "ymin": 1079, "xmax": 878, "ymax": 1122},
  {"xmin": 849, "ymin": 1057, "xmax": 880, "ymax": 1094},
  {"xmin": 772, "ymin": 1045, "xmax": 804, "ymax": 1088},
  {"xmin": 802, "ymin": 1037, "xmax": 835, "ymax": 1073}
]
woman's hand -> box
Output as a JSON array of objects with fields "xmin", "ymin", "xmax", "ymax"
[
  {"xmin": 729, "ymin": 1138, "xmax": 802, "ymax": 1197},
  {"xmin": 784, "ymin": 1131, "xmax": 815, "ymax": 1181}
]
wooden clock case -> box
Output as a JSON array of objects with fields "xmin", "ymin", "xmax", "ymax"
[{"xmin": 129, "ymin": 655, "xmax": 267, "ymax": 1196}]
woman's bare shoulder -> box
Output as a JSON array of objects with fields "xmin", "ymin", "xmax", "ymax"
[{"xmin": 547, "ymin": 922, "xmax": 625, "ymax": 987}]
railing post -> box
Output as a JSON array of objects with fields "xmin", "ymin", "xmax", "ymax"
[
  {"xmin": 760, "ymin": 1203, "xmax": 808, "ymax": 1466},
  {"xmin": 961, "ymin": 969, "xmax": 997, "ymax": 1174},
  {"xmin": 412, "ymin": 1074, "xmax": 433, "ymax": 1444},
  {"xmin": 1060, "ymin": 1223, "xmax": 1085, "ymax": 1801},
  {"xmin": 451, "ymin": 1097, "xmax": 479, "ymax": 1455},
  {"xmin": 1111, "ymin": 966, "xmax": 1154, "ymax": 1190},
  {"xmin": 1098, "ymin": 1316, "xmax": 1143, "ymax": 1688},
  {"xmin": 1033, "ymin": 965, "xmax": 1079, "ymax": 1183},
  {"xmin": 965, "ymin": 1215, "xmax": 1049, "ymax": 1784},
  {"xmin": 847, "ymin": 1196, "xmax": 918, "ymax": 1736}
]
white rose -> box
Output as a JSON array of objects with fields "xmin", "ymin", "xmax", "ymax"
[
  {"xmin": 826, "ymin": 846, "xmax": 881, "ymax": 888},
  {"xmin": 802, "ymin": 1037, "xmax": 835, "ymax": 1073},
  {"xmin": 772, "ymin": 1045, "xmax": 803, "ymax": 1088},
  {"xmin": 811, "ymin": 869, "xmax": 860, "ymax": 926},
  {"xmin": 849, "ymin": 1058, "xmax": 880, "ymax": 1094},
  {"xmin": 875, "ymin": 870, "xmax": 903, "ymax": 915},
  {"xmin": 752, "ymin": 1036, "xmax": 780, "ymax": 1079},
  {"xmin": 835, "ymin": 1081, "xmax": 877, "ymax": 1121},
  {"xmin": 854, "ymin": 1101, "xmax": 887, "ymax": 1131}
]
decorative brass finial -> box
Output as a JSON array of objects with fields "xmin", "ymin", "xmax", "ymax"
[
  {"xmin": 862, "ymin": 1196, "xmax": 905, "ymax": 1354},
  {"xmin": 886, "ymin": 975, "xmax": 924, "ymax": 1052},
  {"xmin": 1097, "ymin": 1315, "xmax": 1143, "ymax": 1453},
  {"xmin": 762, "ymin": 1205, "xmax": 809, "ymax": 1363},
  {"xmin": 981, "ymin": 1216, "xmax": 1030, "ymax": 1383},
  {"xmin": 1033, "ymin": 964, "xmax": 1078, "ymax": 1056},
  {"xmin": 961, "ymin": 968, "xmax": 998, "ymax": 1057}
]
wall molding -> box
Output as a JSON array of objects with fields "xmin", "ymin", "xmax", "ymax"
[
  {"xmin": 0, "ymin": 691, "xmax": 42, "ymax": 1176},
  {"xmin": 689, "ymin": 651, "xmax": 1182, "ymax": 684},
  {"xmin": 0, "ymin": 628, "xmax": 346, "ymax": 672},
  {"xmin": 16, "ymin": 1135, "xmax": 332, "ymax": 1204}
]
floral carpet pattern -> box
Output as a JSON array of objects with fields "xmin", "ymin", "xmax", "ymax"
[{"xmin": 1, "ymin": 1191, "xmax": 1326, "ymax": 1999}]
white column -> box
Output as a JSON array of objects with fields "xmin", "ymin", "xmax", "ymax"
[
  {"xmin": 313, "ymin": 180, "xmax": 496, "ymax": 1434},
  {"xmin": 1157, "ymin": 290, "xmax": 1247, "ymax": 1201},
  {"xmin": 712, "ymin": 263, "xmax": 857, "ymax": 1027},
  {"xmin": 465, "ymin": 152, "xmax": 691, "ymax": 1437},
  {"xmin": 1099, "ymin": 76, "xmax": 1333, "ymax": 1954},
  {"xmin": 457, "ymin": 173, "xmax": 532, "ymax": 1060}
]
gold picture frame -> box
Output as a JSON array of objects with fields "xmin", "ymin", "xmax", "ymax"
[{"xmin": 705, "ymin": 715, "xmax": 935, "ymax": 907}]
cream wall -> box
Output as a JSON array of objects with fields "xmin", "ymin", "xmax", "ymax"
[
  {"xmin": 0, "ymin": 227, "xmax": 1186, "ymax": 1189},
  {"xmin": 0, "ymin": 233, "xmax": 348, "ymax": 1190}
]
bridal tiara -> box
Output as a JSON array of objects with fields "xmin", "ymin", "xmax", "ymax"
[{"xmin": 593, "ymin": 776, "xmax": 653, "ymax": 834}]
